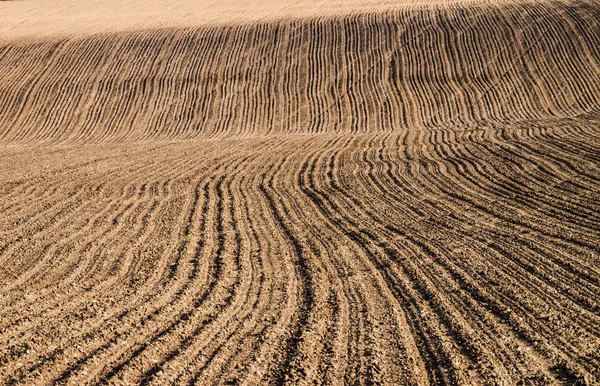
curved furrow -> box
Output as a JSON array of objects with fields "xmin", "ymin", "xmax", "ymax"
[
  {"xmin": 46, "ymin": 147, "xmax": 264, "ymax": 384},
  {"xmin": 0, "ymin": 145, "xmax": 239, "ymax": 382},
  {"xmin": 299, "ymin": 134, "xmax": 433, "ymax": 385},
  {"xmin": 41, "ymin": 158, "xmax": 246, "ymax": 383},
  {"xmin": 0, "ymin": 176, "xmax": 178, "ymax": 382},
  {"xmin": 302, "ymin": 132, "xmax": 596, "ymax": 382},
  {"xmin": 297, "ymin": 138, "xmax": 466, "ymax": 385}
]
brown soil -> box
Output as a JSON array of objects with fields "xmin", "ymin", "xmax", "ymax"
[{"xmin": 0, "ymin": 0, "xmax": 599, "ymax": 385}]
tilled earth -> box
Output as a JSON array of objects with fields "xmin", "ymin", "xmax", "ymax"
[{"xmin": 0, "ymin": 0, "xmax": 599, "ymax": 385}]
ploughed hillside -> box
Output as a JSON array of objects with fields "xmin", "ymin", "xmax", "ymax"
[
  {"xmin": 0, "ymin": 0, "xmax": 599, "ymax": 385},
  {"xmin": 1, "ymin": 1, "xmax": 600, "ymax": 144}
]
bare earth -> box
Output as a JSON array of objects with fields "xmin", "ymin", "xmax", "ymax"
[{"xmin": 1, "ymin": 0, "xmax": 599, "ymax": 385}]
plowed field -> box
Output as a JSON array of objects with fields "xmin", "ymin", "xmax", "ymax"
[{"xmin": 1, "ymin": 0, "xmax": 599, "ymax": 385}]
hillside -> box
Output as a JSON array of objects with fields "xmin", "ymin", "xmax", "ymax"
[{"xmin": 0, "ymin": 0, "xmax": 599, "ymax": 385}]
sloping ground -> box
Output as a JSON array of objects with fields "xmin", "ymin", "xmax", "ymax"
[
  {"xmin": 1, "ymin": 1, "xmax": 600, "ymax": 144},
  {"xmin": 0, "ymin": 0, "xmax": 599, "ymax": 385}
]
